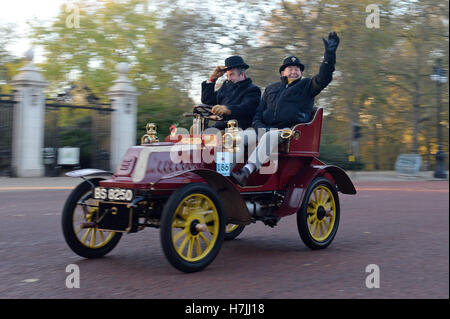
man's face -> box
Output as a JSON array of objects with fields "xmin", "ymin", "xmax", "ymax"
[
  {"xmin": 226, "ymin": 68, "xmax": 246, "ymax": 83},
  {"xmin": 281, "ymin": 65, "xmax": 302, "ymax": 79}
]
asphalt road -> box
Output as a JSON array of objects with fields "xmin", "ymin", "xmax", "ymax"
[{"xmin": 0, "ymin": 180, "xmax": 448, "ymax": 299}]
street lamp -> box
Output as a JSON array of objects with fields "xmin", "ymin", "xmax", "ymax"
[{"xmin": 430, "ymin": 58, "xmax": 448, "ymax": 179}]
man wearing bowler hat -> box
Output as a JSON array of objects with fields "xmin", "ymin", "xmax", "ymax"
[
  {"xmin": 201, "ymin": 55, "xmax": 261, "ymax": 130},
  {"xmin": 230, "ymin": 32, "xmax": 340, "ymax": 186}
]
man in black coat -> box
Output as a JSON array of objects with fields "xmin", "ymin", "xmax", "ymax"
[
  {"xmin": 231, "ymin": 32, "xmax": 340, "ymax": 186},
  {"xmin": 201, "ymin": 56, "xmax": 261, "ymax": 130}
]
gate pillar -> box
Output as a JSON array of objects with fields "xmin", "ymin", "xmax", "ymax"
[
  {"xmin": 11, "ymin": 49, "xmax": 48, "ymax": 177},
  {"xmin": 107, "ymin": 62, "xmax": 138, "ymax": 171}
]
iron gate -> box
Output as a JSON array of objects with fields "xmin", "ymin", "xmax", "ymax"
[
  {"xmin": 44, "ymin": 100, "xmax": 114, "ymax": 176},
  {"xmin": 0, "ymin": 94, "xmax": 14, "ymax": 176}
]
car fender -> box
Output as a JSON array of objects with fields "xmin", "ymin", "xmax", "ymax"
[
  {"xmin": 66, "ymin": 168, "xmax": 114, "ymax": 178},
  {"xmin": 274, "ymin": 165, "xmax": 356, "ymax": 217},
  {"xmin": 156, "ymin": 168, "xmax": 252, "ymax": 225}
]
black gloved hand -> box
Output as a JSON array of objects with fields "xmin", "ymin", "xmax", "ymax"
[
  {"xmin": 323, "ymin": 32, "xmax": 339, "ymax": 64},
  {"xmin": 323, "ymin": 32, "xmax": 340, "ymax": 52}
]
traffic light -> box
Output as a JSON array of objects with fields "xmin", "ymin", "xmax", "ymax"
[{"xmin": 353, "ymin": 124, "xmax": 362, "ymax": 139}]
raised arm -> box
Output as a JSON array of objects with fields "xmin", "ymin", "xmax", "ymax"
[
  {"xmin": 201, "ymin": 66, "xmax": 226, "ymax": 105},
  {"xmin": 308, "ymin": 32, "xmax": 340, "ymax": 97},
  {"xmin": 201, "ymin": 81, "xmax": 218, "ymax": 105}
]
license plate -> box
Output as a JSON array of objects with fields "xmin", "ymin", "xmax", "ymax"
[
  {"xmin": 216, "ymin": 152, "xmax": 231, "ymax": 176},
  {"xmin": 94, "ymin": 187, "xmax": 134, "ymax": 202}
]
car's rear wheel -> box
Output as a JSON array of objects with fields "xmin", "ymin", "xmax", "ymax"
[
  {"xmin": 224, "ymin": 224, "xmax": 245, "ymax": 240},
  {"xmin": 62, "ymin": 178, "xmax": 122, "ymax": 258},
  {"xmin": 297, "ymin": 177, "xmax": 340, "ymax": 250},
  {"xmin": 160, "ymin": 183, "xmax": 226, "ymax": 273}
]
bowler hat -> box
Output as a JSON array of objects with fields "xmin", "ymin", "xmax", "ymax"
[
  {"xmin": 279, "ymin": 56, "xmax": 305, "ymax": 73},
  {"xmin": 224, "ymin": 56, "xmax": 249, "ymax": 71}
]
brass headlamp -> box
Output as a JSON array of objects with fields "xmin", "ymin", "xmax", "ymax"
[
  {"xmin": 222, "ymin": 120, "xmax": 241, "ymax": 152},
  {"xmin": 141, "ymin": 123, "xmax": 159, "ymax": 145}
]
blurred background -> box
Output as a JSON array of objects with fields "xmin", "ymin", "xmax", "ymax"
[{"xmin": 0, "ymin": 0, "xmax": 448, "ymax": 172}]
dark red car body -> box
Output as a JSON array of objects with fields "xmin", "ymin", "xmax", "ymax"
[{"xmin": 98, "ymin": 107, "xmax": 356, "ymax": 225}]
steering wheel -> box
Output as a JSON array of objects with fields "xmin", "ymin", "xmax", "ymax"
[{"xmin": 187, "ymin": 104, "xmax": 224, "ymax": 121}]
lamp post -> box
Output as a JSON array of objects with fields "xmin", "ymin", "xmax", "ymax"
[{"xmin": 430, "ymin": 58, "xmax": 448, "ymax": 179}]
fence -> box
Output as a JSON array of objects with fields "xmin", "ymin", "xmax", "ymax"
[
  {"xmin": 43, "ymin": 100, "xmax": 114, "ymax": 176},
  {"xmin": 0, "ymin": 94, "xmax": 15, "ymax": 176},
  {"xmin": 2, "ymin": 56, "xmax": 137, "ymax": 177}
]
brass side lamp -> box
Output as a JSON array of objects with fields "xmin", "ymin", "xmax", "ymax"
[
  {"xmin": 141, "ymin": 123, "xmax": 159, "ymax": 145},
  {"xmin": 222, "ymin": 120, "xmax": 241, "ymax": 152}
]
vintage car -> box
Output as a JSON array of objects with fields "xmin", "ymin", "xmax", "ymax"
[{"xmin": 62, "ymin": 104, "xmax": 356, "ymax": 273}]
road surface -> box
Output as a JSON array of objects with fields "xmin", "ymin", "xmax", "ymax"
[{"xmin": 0, "ymin": 180, "xmax": 448, "ymax": 299}]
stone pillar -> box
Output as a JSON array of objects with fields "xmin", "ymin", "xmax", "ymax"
[
  {"xmin": 11, "ymin": 49, "xmax": 48, "ymax": 177},
  {"xmin": 107, "ymin": 62, "xmax": 138, "ymax": 171}
]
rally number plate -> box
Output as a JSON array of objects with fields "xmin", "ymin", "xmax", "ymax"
[
  {"xmin": 94, "ymin": 187, "xmax": 134, "ymax": 202},
  {"xmin": 216, "ymin": 152, "xmax": 231, "ymax": 176}
]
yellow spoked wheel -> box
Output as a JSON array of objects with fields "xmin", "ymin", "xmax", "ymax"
[
  {"xmin": 307, "ymin": 186, "xmax": 337, "ymax": 242},
  {"xmin": 160, "ymin": 183, "xmax": 225, "ymax": 273},
  {"xmin": 226, "ymin": 224, "xmax": 239, "ymax": 232},
  {"xmin": 171, "ymin": 194, "xmax": 219, "ymax": 262},
  {"xmin": 73, "ymin": 207, "xmax": 116, "ymax": 249},
  {"xmin": 224, "ymin": 224, "xmax": 245, "ymax": 240},
  {"xmin": 62, "ymin": 178, "xmax": 122, "ymax": 258},
  {"xmin": 297, "ymin": 177, "xmax": 340, "ymax": 249}
]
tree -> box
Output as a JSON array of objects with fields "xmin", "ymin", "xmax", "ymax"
[
  {"xmin": 31, "ymin": 0, "xmax": 195, "ymax": 135},
  {"xmin": 382, "ymin": 0, "xmax": 449, "ymax": 155},
  {"xmin": 0, "ymin": 24, "xmax": 24, "ymax": 93}
]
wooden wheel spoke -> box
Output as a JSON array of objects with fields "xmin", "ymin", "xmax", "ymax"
[
  {"xmin": 81, "ymin": 228, "xmax": 91, "ymax": 244},
  {"xmin": 322, "ymin": 192, "xmax": 330, "ymax": 205},
  {"xmin": 319, "ymin": 222, "xmax": 325, "ymax": 237},
  {"xmin": 90, "ymin": 228, "xmax": 97, "ymax": 247},
  {"xmin": 320, "ymin": 189, "xmax": 325, "ymax": 204},
  {"xmin": 75, "ymin": 225, "xmax": 83, "ymax": 235},
  {"xmin": 313, "ymin": 190, "xmax": 319, "ymax": 203},
  {"xmin": 322, "ymin": 219, "xmax": 329, "ymax": 230},
  {"xmin": 99, "ymin": 230, "xmax": 105, "ymax": 243},
  {"xmin": 207, "ymin": 225, "xmax": 216, "ymax": 234},
  {"xmin": 187, "ymin": 238, "xmax": 194, "ymax": 258},
  {"xmin": 199, "ymin": 232, "xmax": 210, "ymax": 246},
  {"xmin": 173, "ymin": 228, "xmax": 188, "ymax": 242},
  {"xmin": 178, "ymin": 234, "xmax": 190, "ymax": 254},
  {"xmin": 314, "ymin": 222, "xmax": 320, "ymax": 237},
  {"xmin": 195, "ymin": 237, "xmax": 202, "ymax": 256},
  {"xmin": 203, "ymin": 213, "xmax": 215, "ymax": 223},
  {"xmin": 172, "ymin": 218, "xmax": 187, "ymax": 228}
]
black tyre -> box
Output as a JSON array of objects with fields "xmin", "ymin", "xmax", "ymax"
[
  {"xmin": 224, "ymin": 224, "xmax": 245, "ymax": 240},
  {"xmin": 62, "ymin": 178, "xmax": 122, "ymax": 258},
  {"xmin": 160, "ymin": 183, "xmax": 226, "ymax": 273},
  {"xmin": 297, "ymin": 177, "xmax": 340, "ymax": 250}
]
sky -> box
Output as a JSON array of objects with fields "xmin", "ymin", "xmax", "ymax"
[
  {"xmin": 0, "ymin": 0, "xmax": 231, "ymax": 103},
  {"xmin": 0, "ymin": 0, "xmax": 272, "ymax": 101},
  {"xmin": 1, "ymin": 0, "xmax": 68, "ymax": 61}
]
